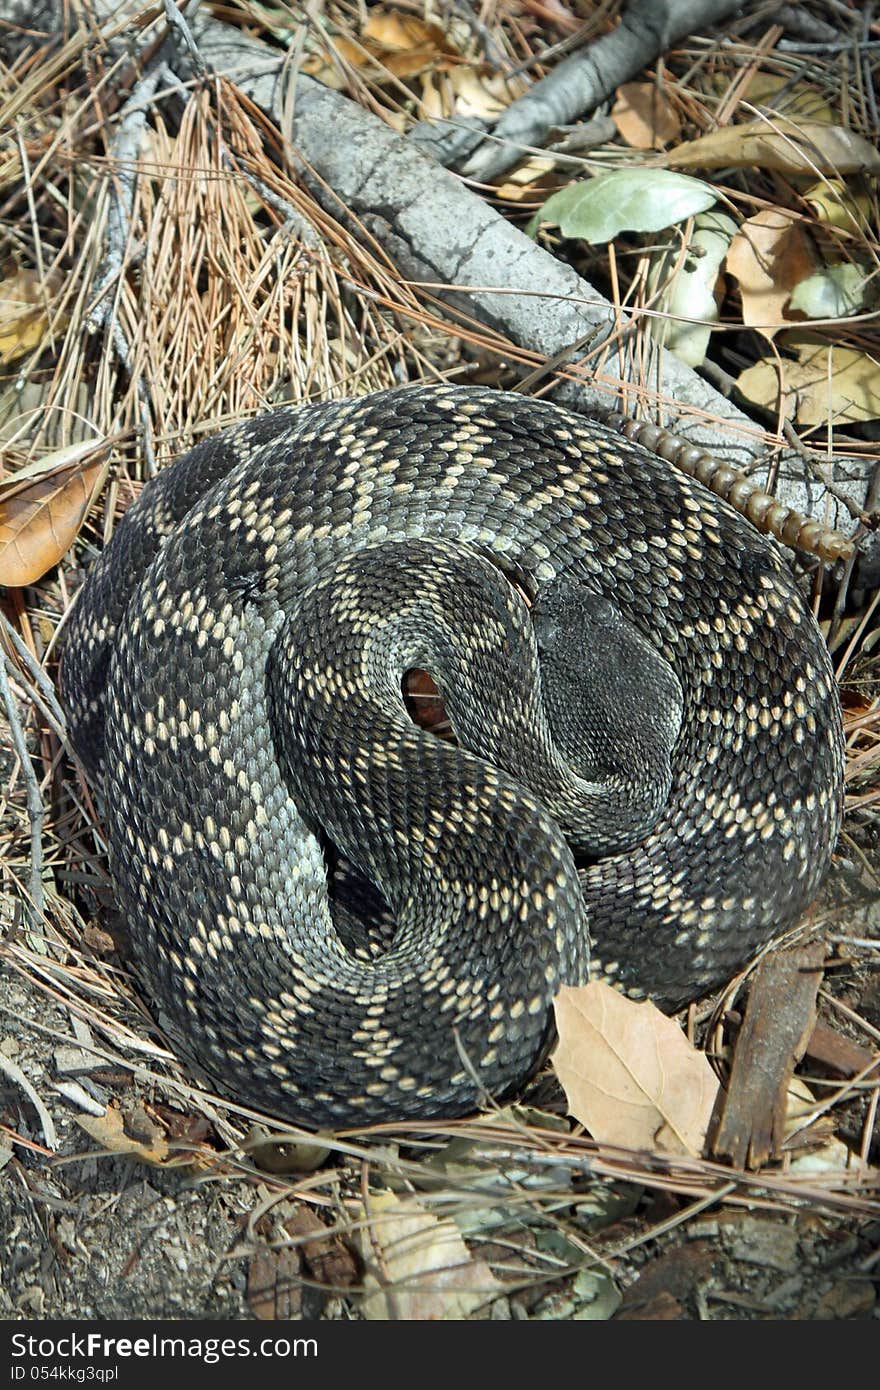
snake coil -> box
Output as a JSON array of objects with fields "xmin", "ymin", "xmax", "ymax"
[{"xmin": 63, "ymin": 386, "xmax": 845, "ymax": 1126}]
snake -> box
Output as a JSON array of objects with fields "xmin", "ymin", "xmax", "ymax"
[{"xmin": 62, "ymin": 385, "xmax": 845, "ymax": 1127}]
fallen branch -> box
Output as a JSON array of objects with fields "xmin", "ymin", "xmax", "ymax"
[
  {"xmin": 712, "ymin": 939, "xmax": 825, "ymax": 1170},
  {"xmin": 184, "ymin": 8, "xmax": 868, "ymax": 535},
  {"xmin": 418, "ymin": 0, "xmax": 747, "ymax": 181}
]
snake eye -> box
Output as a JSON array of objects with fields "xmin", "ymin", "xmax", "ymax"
[{"xmin": 583, "ymin": 593, "xmax": 616, "ymax": 625}]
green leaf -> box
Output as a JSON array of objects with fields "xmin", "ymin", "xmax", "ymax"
[
  {"xmin": 529, "ymin": 169, "xmax": 717, "ymax": 244},
  {"xmin": 789, "ymin": 262, "xmax": 871, "ymax": 319}
]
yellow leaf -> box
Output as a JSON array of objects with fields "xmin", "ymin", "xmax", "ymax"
[
  {"xmin": 612, "ymin": 82, "xmax": 682, "ymax": 150},
  {"xmin": 420, "ymin": 63, "xmax": 520, "ymax": 122},
  {"xmin": 668, "ymin": 119, "xmax": 880, "ymax": 177},
  {"xmin": 303, "ymin": 10, "xmax": 460, "ymax": 86},
  {"xmin": 726, "ymin": 209, "xmax": 818, "ymax": 337},
  {"xmin": 300, "ymin": 36, "xmax": 366, "ymax": 86},
  {"xmin": 801, "ymin": 178, "xmax": 872, "ymax": 231},
  {"xmin": 718, "ymin": 73, "xmax": 837, "ymax": 126},
  {"xmin": 0, "ymin": 448, "xmax": 108, "ymax": 587},
  {"xmin": 356, "ymin": 1191, "xmax": 501, "ymax": 1320},
  {"xmin": 736, "ymin": 340, "xmax": 880, "ymax": 425},
  {"xmin": 494, "ymin": 155, "xmax": 557, "ymax": 202},
  {"xmin": 552, "ymin": 982, "xmax": 719, "ymax": 1157},
  {"xmin": 0, "ymin": 263, "xmax": 66, "ymax": 365}
]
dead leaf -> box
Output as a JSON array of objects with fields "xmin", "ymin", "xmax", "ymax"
[
  {"xmin": 303, "ymin": 10, "xmax": 459, "ymax": 86},
  {"xmin": 83, "ymin": 921, "xmax": 117, "ymax": 954},
  {"xmin": 726, "ymin": 209, "xmax": 817, "ymax": 336},
  {"xmin": 284, "ymin": 1207, "xmax": 359, "ymax": 1291},
  {"xmin": 357, "ymin": 1190, "xmax": 501, "ymax": 1319},
  {"xmin": 801, "ymin": 177, "xmax": 872, "ymax": 231},
  {"xmin": 300, "ymin": 35, "xmax": 364, "ymax": 86},
  {"xmin": 0, "ymin": 262, "xmax": 66, "ymax": 365},
  {"xmin": 552, "ymin": 982, "xmax": 719, "ymax": 1156},
  {"xmin": 736, "ymin": 338, "xmax": 880, "ymax": 425},
  {"xmin": 494, "ymin": 155, "xmax": 557, "ymax": 202},
  {"xmin": 75, "ymin": 1102, "xmax": 172, "ymax": 1165},
  {"xmin": 420, "ymin": 64, "xmax": 520, "ymax": 123},
  {"xmin": 668, "ymin": 119, "xmax": 880, "ymax": 177},
  {"xmin": 362, "ymin": 10, "xmax": 456, "ymax": 75},
  {"xmin": 715, "ymin": 73, "xmax": 837, "ymax": 126},
  {"xmin": 612, "ymin": 82, "xmax": 681, "ymax": 150},
  {"xmin": 0, "ymin": 446, "xmax": 108, "ymax": 586}
]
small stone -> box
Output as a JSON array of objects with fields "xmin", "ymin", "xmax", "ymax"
[{"xmin": 54, "ymin": 1046, "xmax": 93, "ymax": 1075}]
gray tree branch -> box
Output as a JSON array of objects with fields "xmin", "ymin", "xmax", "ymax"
[
  {"xmin": 185, "ymin": 9, "xmax": 868, "ymax": 534},
  {"xmin": 412, "ymin": 0, "xmax": 748, "ymax": 180}
]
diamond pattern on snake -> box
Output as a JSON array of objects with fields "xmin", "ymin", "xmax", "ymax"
[{"xmin": 62, "ymin": 386, "xmax": 844, "ymax": 1127}]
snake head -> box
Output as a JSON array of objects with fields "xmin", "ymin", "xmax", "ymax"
[{"xmin": 532, "ymin": 577, "xmax": 684, "ymax": 783}]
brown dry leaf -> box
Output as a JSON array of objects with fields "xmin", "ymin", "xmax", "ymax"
[
  {"xmin": 362, "ymin": 9, "xmax": 457, "ymax": 76},
  {"xmin": 357, "ymin": 1191, "xmax": 501, "ymax": 1319},
  {"xmin": 0, "ymin": 447, "xmax": 108, "ymax": 586},
  {"xmin": 668, "ymin": 119, "xmax": 880, "ymax": 177},
  {"xmin": 494, "ymin": 155, "xmax": 557, "ymax": 202},
  {"xmin": 552, "ymin": 982, "xmax": 719, "ymax": 1157},
  {"xmin": 285, "ymin": 1207, "xmax": 359, "ymax": 1291},
  {"xmin": 300, "ymin": 35, "xmax": 364, "ymax": 85},
  {"xmin": 726, "ymin": 209, "xmax": 817, "ymax": 336},
  {"xmin": 0, "ymin": 262, "xmax": 66, "ymax": 365},
  {"xmin": 736, "ymin": 339, "xmax": 880, "ymax": 425},
  {"xmin": 612, "ymin": 82, "xmax": 681, "ymax": 150},
  {"xmin": 420, "ymin": 65, "xmax": 519, "ymax": 123},
  {"xmin": 303, "ymin": 10, "xmax": 458, "ymax": 86},
  {"xmin": 75, "ymin": 1102, "xmax": 172, "ymax": 1165}
]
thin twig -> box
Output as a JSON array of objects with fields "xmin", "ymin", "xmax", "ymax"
[
  {"xmin": 0, "ymin": 656, "xmax": 45, "ymax": 920},
  {"xmin": 0, "ymin": 611, "xmax": 67, "ymax": 734},
  {"xmin": 164, "ymin": 0, "xmax": 207, "ymax": 78},
  {"xmin": 87, "ymin": 64, "xmax": 166, "ymax": 335},
  {"xmin": 781, "ymin": 419, "xmax": 872, "ymax": 526}
]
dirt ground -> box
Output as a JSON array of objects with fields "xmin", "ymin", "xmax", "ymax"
[{"xmin": 2, "ymin": 936, "xmax": 878, "ymax": 1323}]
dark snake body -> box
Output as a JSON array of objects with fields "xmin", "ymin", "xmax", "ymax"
[{"xmin": 62, "ymin": 386, "xmax": 845, "ymax": 1126}]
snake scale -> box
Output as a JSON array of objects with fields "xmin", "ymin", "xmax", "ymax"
[{"xmin": 62, "ymin": 385, "xmax": 845, "ymax": 1127}]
